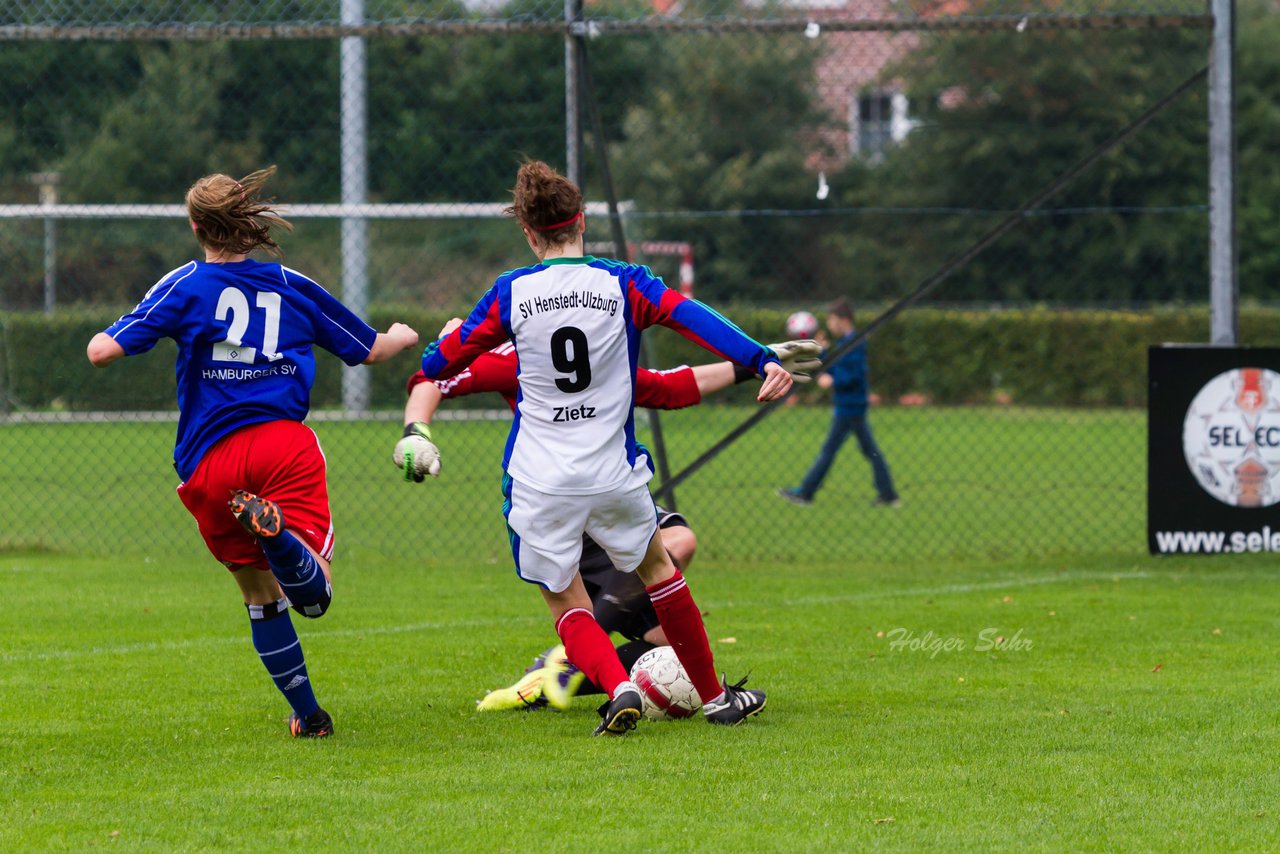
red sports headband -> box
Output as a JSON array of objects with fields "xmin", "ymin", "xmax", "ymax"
[{"xmin": 532, "ymin": 211, "xmax": 583, "ymax": 232}]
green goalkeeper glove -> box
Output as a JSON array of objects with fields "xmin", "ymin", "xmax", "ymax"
[
  {"xmin": 392, "ymin": 422, "xmax": 441, "ymax": 482},
  {"xmin": 767, "ymin": 339, "xmax": 823, "ymax": 383}
]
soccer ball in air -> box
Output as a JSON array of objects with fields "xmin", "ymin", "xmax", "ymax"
[
  {"xmin": 629, "ymin": 645, "xmax": 701, "ymax": 720},
  {"xmin": 785, "ymin": 310, "xmax": 819, "ymax": 339}
]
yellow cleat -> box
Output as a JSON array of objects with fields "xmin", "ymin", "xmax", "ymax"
[
  {"xmin": 541, "ymin": 645, "xmax": 587, "ymax": 711},
  {"xmin": 476, "ymin": 667, "xmax": 548, "ymax": 711}
]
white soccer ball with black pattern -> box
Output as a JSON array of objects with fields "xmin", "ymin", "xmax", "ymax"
[
  {"xmin": 785, "ymin": 310, "xmax": 818, "ymax": 339},
  {"xmin": 630, "ymin": 645, "xmax": 701, "ymax": 720}
]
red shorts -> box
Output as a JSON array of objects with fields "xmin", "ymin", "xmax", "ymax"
[{"xmin": 176, "ymin": 420, "xmax": 335, "ymax": 571}]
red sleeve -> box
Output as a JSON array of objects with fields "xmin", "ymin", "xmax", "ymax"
[
  {"xmin": 622, "ymin": 266, "xmax": 777, "ymax": 375},
  {"xmin": 434, "ymin": 368, "xmax": 476, "ymax": 400},
  {"xmin": 460, "ymin": 350, "xmax": 519, "ymax": 397},
  {"xmin": 408, "ymin": 365, "xmax": 478, "ymax": 399},
  {"xmin": 421, "ymin": 286, "xmax": 510, "ymax": 381},
  {"xmin": 434, "ymin": 349, "xmax": 520, "ymax": 411},
  {"xmin": 406, "ymin": 370, "xmax": 429, "ymax": 395},
  {"xmin": 635, "ymin": 366, "xmax": 702, "ymax": 410}
]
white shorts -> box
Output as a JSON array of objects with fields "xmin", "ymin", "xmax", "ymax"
[{"xmin": 503, "ymin": 476, "xmax": 658, "ymax": 593}]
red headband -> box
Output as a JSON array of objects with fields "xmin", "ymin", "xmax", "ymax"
[{"xmin": 532, "ymin": 211, "xmax": 583, "ymax": 232}]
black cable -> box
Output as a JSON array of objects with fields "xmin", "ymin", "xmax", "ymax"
[
  {"xmin": 653, "ymin": 64, "xmax": 1208, "ymax": 504},
  {"xmin": 579, "ymin": 40, "xmax": 679, "ymax": 510}
]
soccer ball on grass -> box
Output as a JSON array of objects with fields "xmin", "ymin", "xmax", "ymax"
[{"xmin": 629, "ymin": 645, "xmax": 701, "ymax": 720}]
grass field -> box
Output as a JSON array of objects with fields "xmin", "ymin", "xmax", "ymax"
[
  {"xmin": 6, "ymin": 406, "xmax": 1273, "ymax": 850},
  {"xmin": 3, "ymin": 549, "xmax": 1277, "ymax": 850},
  {"xmin": 0, "ymin": 405, "xmax": 1144, "ymax": 562}
]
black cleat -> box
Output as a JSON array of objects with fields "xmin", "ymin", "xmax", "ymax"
[
  {"xmin": 229, "ymin": 489, "xmax": 284, "ymax": 538},
  {"xmin": 289, "ymin": 707, "xmax": 334, "ymax": 739},
  {"xmin": 593, "ymin": 687, "xmax": 642, "ymax": 736},
  {"xmin": 703, "ymin": 675, "xmax": 766, "ymax": 726}
]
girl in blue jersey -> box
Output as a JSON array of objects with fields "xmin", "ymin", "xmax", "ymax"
[
  {"xmin": 421, "ymin": 160, "xmax": 790, "ymax": 734},
  {"xmin": 87, "ymin": 166, "xmax": 418, "ymax": 738}
]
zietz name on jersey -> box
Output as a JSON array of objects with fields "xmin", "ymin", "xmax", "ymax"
[
  {"xmin": 518, "ymin": 290, "xmax": 619, "ymax": 319},
  {"xmin": 553, "ymin": 404, "xmax": 597, "ymax": 423}
]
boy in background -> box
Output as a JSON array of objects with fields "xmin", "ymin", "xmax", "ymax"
[{"xmin": 778, "ymin": 297, "xmax": 900, "ymax": 508}]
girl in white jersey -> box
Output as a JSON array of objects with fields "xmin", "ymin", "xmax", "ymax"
[{"xmin": 421, "ymin": 161, "xmax": 791, "ymax": 734}]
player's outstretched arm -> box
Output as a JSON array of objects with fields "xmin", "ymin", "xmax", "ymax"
[
  {"xmin": 688, "ymin": 339, "xmax": 824, "ymax": 400},
  {"xmin": 86, "ymin": 333, "xmax": 125, "ymax": 368},
  {"xmin": 422, "ymin": 291, "xmax": 510, "ymax": 381},
  {"xmin": 691, "ymin": 363, "xmax": 736, "ymax": 397},
  {"xmin": 363, "ymin": 322, "xmax": 420, "ymax": 365},
  {"xmin": 628, "ymin": 275, "xmax": 782, "ymax": 384},
  {"xmin": 758, "ymin": 362, "xmax": 793, "ymax": 402},
  {"xmin": 766, "ymin": 340, "xmax": 823, "ymax": 384},
  {"xmin": 393, "ymin": 381, "xmax": 443, "ymax": 481},
  {"xmin": 405, "ymin": 378, "xmax": 444, "ymax": 426},
  {"xmin": 393, "ymin": 420, "xmax": 441, "ymax": 482}
]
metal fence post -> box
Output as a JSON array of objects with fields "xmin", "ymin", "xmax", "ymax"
[
  {"xmin": 30, "ymin": 171, "xmax": 60, "ymax": 314},
  {"xmin": 1209, "ymin": 0, "xmax": 1237, "ymax": 345},
  {"xmin": 341, "ymin": 0, "xmax": 371, "ymax": 409},
  {"xmin": 565, "ymin": 0, "xmax": 585, "ymax": 187}
]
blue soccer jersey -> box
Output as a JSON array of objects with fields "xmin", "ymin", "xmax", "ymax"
[{"xmin": 104, "ymin": 259, "xmax": 377, "ymax": 480}]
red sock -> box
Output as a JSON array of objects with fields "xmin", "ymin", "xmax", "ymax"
[
  {"xmin": 555, "ymin": 608, "xmax": 629, "ymax": 698},
  {"xmin": 646, "ymin": 569, "xmax": 723, "ymax": 704}
]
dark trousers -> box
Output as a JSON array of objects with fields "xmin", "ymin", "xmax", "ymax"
[{"xmin": 798, "ymin": 412, "xmax": 897, "ymax": 501}]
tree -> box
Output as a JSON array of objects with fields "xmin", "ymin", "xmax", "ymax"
[
  {"xmin": 831, "ymin": 24, "xmax": 1212, "ymax": 304},
  {"xmin": 610, "ymin": 33, "xmax": 832, "ymax": 302},
  {"xmin": 1236, "ymin": 0, "xmax": 1280, "ymax": 299}
]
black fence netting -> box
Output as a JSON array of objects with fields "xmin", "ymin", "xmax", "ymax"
[{"xmin": 0, "ymin": 0, "xmax": 1247, "ymax": 565}]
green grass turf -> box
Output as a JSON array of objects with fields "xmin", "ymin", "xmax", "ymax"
[
  {"xmin": 0, "ymin": 405, "xmax": 1144, "ymax": 562},
  {"xmin": 2, "ymin": 548, "xmax": 1277, "ymax": 850},
  {"xmin": 4, "ymin": 405, "xmax": 1266, "ymax": 849}
]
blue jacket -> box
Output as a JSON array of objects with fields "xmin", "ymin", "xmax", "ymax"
[{"xmin": 827, "ymin": 331, "xmax": 870, "ymax": 417}]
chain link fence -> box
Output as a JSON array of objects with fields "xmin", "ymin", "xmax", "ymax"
[{"xmin": 0, "ymin": 0, "xmax": 1232, "ymax": 564}]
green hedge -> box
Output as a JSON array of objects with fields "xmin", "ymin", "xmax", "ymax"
[
  {"xmin": 0, "ymin": 307, "xmax": 455, "ymax": 413},
  {"xmin": 647, "ymin": 305, "xmax": 1280, "ymax": 408},
  {"xmin": 4, "ymin": 305, "xmax": 1277, "ymax": 412}
]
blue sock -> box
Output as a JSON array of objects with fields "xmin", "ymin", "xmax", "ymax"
[
  {"xmin": 258, "ymin": 530, "xmax": 332, "ymax": 618},
  {"xmin": 247, "ymin": 598, "xmax": 319, "ymax": 720}
]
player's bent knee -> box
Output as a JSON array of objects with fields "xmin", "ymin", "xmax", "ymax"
[
  {"xmin": 642, "ymin": 626, "xmax": 668, "ymax": 646},
  {"xmin": 291, "ymin": 586, "xmax": 333, "ymax": 619},
  {"xmin": 663, "ymin": 528, "xmax": 698, "ymax": 569}
]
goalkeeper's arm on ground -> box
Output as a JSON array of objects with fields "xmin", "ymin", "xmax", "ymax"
[{"xmin": 393, "ymin": 375, "xmax": 443, "ymax": 481}]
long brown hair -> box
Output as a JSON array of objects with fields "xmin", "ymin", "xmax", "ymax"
[
  {"xmin": 186, "ymin": 165, "xmax": 292, "ymax": 257},
  {"xmin": 504, "ymin": 160, "xmax": 583, "ymax": 248}
]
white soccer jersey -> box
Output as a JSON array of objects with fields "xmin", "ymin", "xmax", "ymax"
[
  {"xmin": 421, "ymin": 255, "xmax": 778, "ymax": 495},
  {"xmin": 505, "ymin": 261, "xmax": 643, "ymax": 493}
]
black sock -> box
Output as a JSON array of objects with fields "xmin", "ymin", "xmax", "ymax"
[
  {"xmin": 616, "ymin": 639, "xmax": 658, "ymax": 673},
  {"xmin": 573, "ymin": 639, "xmax": 657, "ymax": 697}
]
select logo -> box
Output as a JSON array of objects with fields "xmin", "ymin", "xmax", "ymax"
[{"xmin": 1182, "ymin": 367, "xmax": 1280, "ymax": 508}]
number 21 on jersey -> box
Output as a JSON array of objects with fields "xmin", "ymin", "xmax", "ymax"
[{"xmin": 212, "ymin": 287, "xmax": 284, "ymax": 364}]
